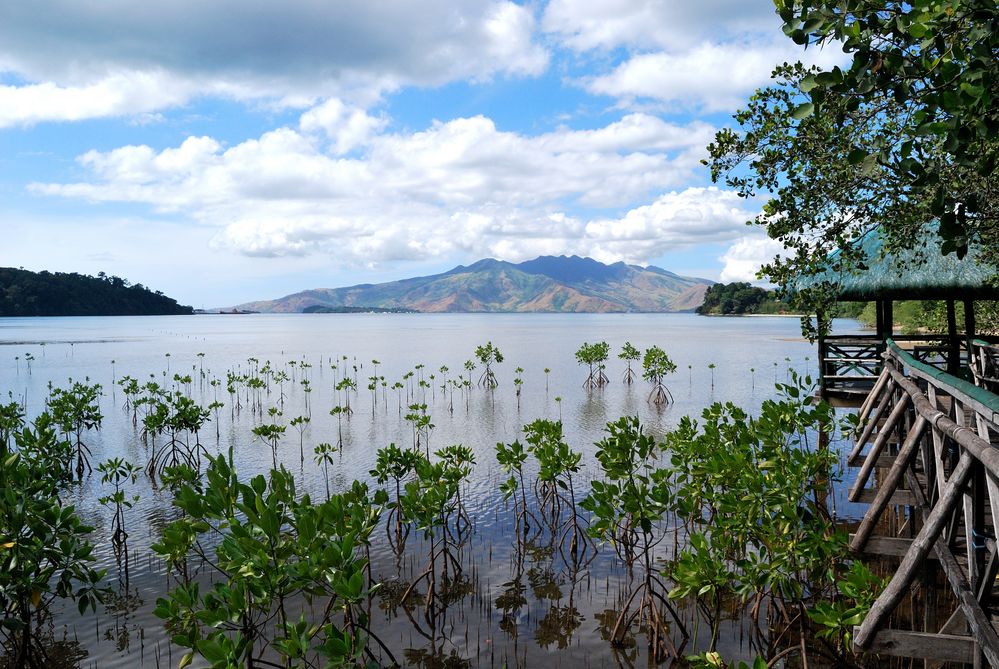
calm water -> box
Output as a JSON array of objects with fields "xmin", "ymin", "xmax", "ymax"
[{"xmin": 0, "ymin": 313, "xmax": 861, "ymax": 668}]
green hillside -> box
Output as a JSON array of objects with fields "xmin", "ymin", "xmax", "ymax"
[{"xmin": 0, "ymin": 268, "xmax": 194, "ymax": 316}]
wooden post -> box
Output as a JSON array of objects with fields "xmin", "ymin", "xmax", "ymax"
[
  {"xmin": 947, "ymin": 299, "xmax": 959, "ymax": 374},
  {"xmin": 965, "ymin": 299, "xmax": 976, "ymax": 370},
  {"xmin": 884, "ymin": 299, "xmax": 894, "ymax": 337}
]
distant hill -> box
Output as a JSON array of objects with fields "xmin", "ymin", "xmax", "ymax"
[
  {"xmin": 0, "ymin": 268, "xmax": 194, "ymax": 317},
  {"xmin": 234, "ymin": 256, "xmax": 714, "ymax": 314},
  {"xmin": 695, "ymin": 282, "xmax": 786, "ymax": 315}
]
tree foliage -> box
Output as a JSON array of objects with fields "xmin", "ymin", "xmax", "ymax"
[
  {"xmin": 706, "ymin": 2, "xmax": 999, "ymax": 310},
  {"xmin": 0, "ymin": 268, "xmax": 193, "ymax": 316},
  {"xmin": 697, "ymin": 282, "xmax": 783, "ymax": 315}
]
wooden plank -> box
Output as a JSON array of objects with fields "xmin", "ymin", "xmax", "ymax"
[
  {"xmin": 855, "ymin": 628, "xmax": 975, "ymax": 664},
  {"xmin": 849, "ymin": 534, "xmax": 940, "ymax": 560},
  {"xmin": 854, "ymin": 488, "xmax": 917, "ymax": 506},
  {"xmin": 847, "ymin": 453, "xmax": 898, "ymax": 468}
]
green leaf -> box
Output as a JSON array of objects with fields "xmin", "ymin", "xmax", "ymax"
[{"xmin": 791, "ymin": 102, "xmax": 814, "ymax": 120}]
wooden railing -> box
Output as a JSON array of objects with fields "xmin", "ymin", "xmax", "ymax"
[
  {"xmin": 848, "ymin": 340, "xmax": 999, "ymax": 665},
  {"xmin": 820, "ymin": 334, "xmax": 972, "ymax": 395},
  {"xmin": 972, "ymin": 339, "xmax": 999, "ymax": 392}
]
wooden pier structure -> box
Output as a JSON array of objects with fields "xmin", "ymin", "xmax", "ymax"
[{"xmin": 844, "ymin": 339, "xmax": 999, "ymax": 665}]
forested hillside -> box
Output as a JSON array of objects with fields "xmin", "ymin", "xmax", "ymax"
[{"xmin": 0, "ymin": 268, "xmax": 193, "ymax": 316}]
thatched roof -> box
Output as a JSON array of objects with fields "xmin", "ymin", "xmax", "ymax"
[{"xmin": 794, "ymin": 224, "xmax": 999, "ymax": 301}]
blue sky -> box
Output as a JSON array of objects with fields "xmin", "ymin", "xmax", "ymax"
[{"xmin": 0, "ymin": 1, "xmax": 842, "ymax": 308}]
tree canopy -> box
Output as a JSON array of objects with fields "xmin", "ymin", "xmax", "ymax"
[
  {"xmin": 0, "ymin": 268, "xmax": 194, "ymax": 316},
  {"xmin": 707, "ymin": 0, "xmax": 998, "ymax": 312}
]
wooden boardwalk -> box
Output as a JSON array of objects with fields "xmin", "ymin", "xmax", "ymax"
[{"xmin": 845, "ymin": 340, "xmax": 999, "ymax": 666}]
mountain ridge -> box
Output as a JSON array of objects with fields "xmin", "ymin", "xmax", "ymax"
[{"xmin": 232, "ymin": 255, "xmax": 714, "ymax": 314}]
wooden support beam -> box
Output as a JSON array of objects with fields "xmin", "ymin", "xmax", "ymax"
[
  {"xmin": 851, "ymin": 415, "xmax": 928, "ymax": 551},
  {"xmin": 854, "ymin": 455, "xmax": 973, "ymax": 650},
  {"xmin": 850, "ymin": 379, "xmax": 895, "ymax": 463},
  {"xmin": 855, "ymin": 629, "xmax": 976, "ymax": 664},
  {"xmin": 849, "ymin": 394, "xmax": 911, "ymax": 502},
  {"xmin": 857, "ymin": 368, "xmax": 890, "ymax": 422}
]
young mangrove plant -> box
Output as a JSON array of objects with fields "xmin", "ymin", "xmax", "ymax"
[
  {"xmin": 404, "ymin": 403, "xmax": 434, "ymax": 455},
  {"xmin": 642, "ymin": 345, "xmax": 676, "ymax": 405},
  {"xmin": 289, "ymin": 414, "xmax": 310, "ymax": 464},
  {"xmin": 495, "ymin": 437, "xmax": 536, "ymax": 544},
  {"xmin": 152, "ymin": 450, "xmax": 391, "ymax": 669},
  {"xmin": 663, "ymin": 374, "xmax": 858, "ymax": 663},
  {"xmin": 523, "ymin": 419, "xmax": 592, "ymax": 565},
  {"xmin": 582, "ymin": 416, "xmax": 687, "ymax": 660},
  {"xmin": 97, "ymin": 457, "xmax": 142, "ymax": 582},
  {"xmin": 251, "ymin": 408, "xmax": 286, "ymax": 470},
  {"xmin": 47, "ymin": 381, "xmax": 103, "ymax": 478},
  {"xmin": 313, "ymin": 441, "xmax": 339, "ymax": 501},
  {"xmin": 576, "ymin": 341, "xmax": 610, "ymax": 389},
  {"xmin": 619, "ymin": 341, "xmax": 640, "ymax": 385},
  {"xmin": 0, "ymin": 414, "xmax": 105, "ymax": 668},
  {"xmin": 144, "ymin": 390, "xmax": 212, "ymax": 478},
  {"xmin": 370, "ymin": 443, "xmax": 421, "ymax": 552},
  {"xmin": 399, "ymin": 450, "xmax": 471, "ymax": 622},
  {"xmin": 474, "ymin": 342, "xmax": 503, "ymax": 389}
]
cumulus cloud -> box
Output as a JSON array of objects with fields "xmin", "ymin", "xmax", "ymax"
[
  {"xmin": 542, "ymin": 0, "xmax": 780, "ymax": 52},
  {"xmin": 585, "ymin": 39, "xmax": 846, "ymax": 111},
  {"xmin": 719, "ymin": 235, "xmax": 785, "ymax": 283},
  {"xmin": 0, "ymin": 0, "xmax": 547, "ymax": 126},
  {"xmin": 31, "ymin": 108, "xmax": 756, "ymax": 266}
]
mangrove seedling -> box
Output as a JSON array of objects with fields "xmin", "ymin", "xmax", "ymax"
[
  {"xmin": 582, "ymin": 416, "xmax": 687, "ymax": 660},
  {"xmin": 474, "ymin": 342, "xmax": 503, "ymax": 389},
  {"xmin": 47, "ymin": 381, "xmax": 103, "ymax": 478},
  {"xmin": 619, "ymin": 341, "xmax": 640, "ymax": 385},
  {"xmin": 576, "ymin": 341, "xmax": 610, "ymax": 389},
  {"xmin": 642, "ymin": 346, "xmax": 676, "ymax": 405}
]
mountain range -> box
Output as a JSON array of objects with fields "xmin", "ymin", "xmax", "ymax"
[{"xmin": 233, "ymin": 255, "xmax": 714, "ymax": 313}]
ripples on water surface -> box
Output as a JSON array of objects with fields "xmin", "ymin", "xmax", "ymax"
[{"xmin": 0, "ymin": 313, "xmax": 862, "ymax": 668}]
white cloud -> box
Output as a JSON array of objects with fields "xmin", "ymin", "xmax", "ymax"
[
  {"xmin": 585, "ymin": 39, "xmax": 846, "ymax": 111},
  {"xmin": 0, "ymin": 1, "xmax": 547, "ymax": 126},
  {"xmin": 542, "ymin": 0, "xmax": 780, "ymax": 52},
  {"xmin": 719, "ymin": 235, "xmax": 785, "ymax": 283},
  {"xmin": 30, "ymin": 109, "xmax": 754, "ymax": 266}
]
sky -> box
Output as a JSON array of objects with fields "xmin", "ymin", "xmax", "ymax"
[{"xmin": 0, "ymin": 0, "xmax": 844, "ymax": 308}]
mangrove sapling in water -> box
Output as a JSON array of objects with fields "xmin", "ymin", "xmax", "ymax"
[
  {"xmin": 398, "ymin": 453, "xmax": 469, "ymax": 622},
  {"xmin": 663, "ymin": 374, "xmax": 860, "ymax": 663},
  {"xmin": 96, "ymin": 458, "xmax": 141, "ymax": 584},
  {"xmin": 619, "ymin": 342, "xmax": 640, "ymax": 385},
  {"xmin": 582, "ymin": 416, "xmax": 687, "ymax": 661},
  {"xmin": 404, "ymin": 403, "xmax": 434, "ymax": 455},
  {"xmin": 474, "ymin": 342, "xmax": 503, "ymax": 389},
  {"xmin": 494, "ymin": 438, "xmax": 537, "ymax": 544},
  {"xmin": 152, "ymin": 450, "xmax": 391, "ymax": 669},
  {"xmin": 0, "ymin": 401, "xmax": 24, "ymax": 452},
  {"xmin": 47, "ymin": 381, "xmax": 103, "ymax": 479},
  {"xmin": 251, "ymin": 408, "xmax": 286, "ymax": 470},
  {"xmin": 313, "ymin": 441, "xmax": 338, "ymax": 501},
  {"xmin": 0, "ymin": 415, "xmax": 105, "ymax": 669},
  {"xmin": 513, "ymin": 367, "xmax": 524, "ymax": 410},
  {"xmin": 370, "ymin": 443, "xmax": 421, "ymax": 552},
  {"xmin": 576, "ymin": 341, "xmax": 610, "ymax": 389},
  {"xmin": 289, "ymin": 414, "xmax": 310, "ymax": 464},
  {"xmin": 523, "ymin": 419, "xmax": 593, "ymax": 566},
  {"xmin": 144, "ymin": 390, "xmax": 212, "ymax": 478},
  {"xmin": 642, "ymin": 346, "xmax": 676, "ymax": 405}
]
